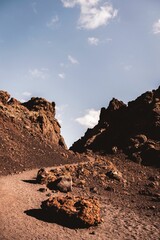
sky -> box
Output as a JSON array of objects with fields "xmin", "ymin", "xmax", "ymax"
[{"xmin": 0, "ymin": 0, "xmax": 160, "ymax": 147}]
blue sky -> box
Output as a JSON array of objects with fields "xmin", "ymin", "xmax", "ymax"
[{"xmin": 0, "ymin": 0, "xmax": 160, "ymax": 147}]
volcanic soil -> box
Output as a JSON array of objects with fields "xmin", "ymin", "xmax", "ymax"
[{"xmin": 0, "ymin": 153, "xmax": 159, "ymax": 240}]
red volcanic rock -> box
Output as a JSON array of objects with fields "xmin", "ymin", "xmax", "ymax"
[
  {"xmin": 41, "ymin": 195, "xmax": 102, "ymax": 227},
  {"xmin": 71, "ymin": 86, "xmax": 160, "ymax": 167}
]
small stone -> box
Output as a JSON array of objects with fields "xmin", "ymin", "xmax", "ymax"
[
  {"xmin": 112, "ymin": 146, "xmax": 118, "ymax": 154},
  {"xmin": 46, "ymin": 193, "xmax": 51, "ymax": 197},
  {"xmin": 78, "ymin": 179, "xmax": 86, "ymax": 186},
  {"xmin": 90, "ymin": 187, "xmax": 98, "ymax": 193},
  {"xmin": 105, "ymin": 186, "xmax": 115, "ymax": 192},
  {"xmin": 147, "ymin": 182, "xmax": 157, "ymax": 188},
  {"xmin": 38, "ymin": 188, "xmax": 47, "ymax": 193},
  {"xmin": 150, "ymin": 206, "xmax": 156, "ymax": 210},
  {"xmin": 106, "ymin": 170, "xmax": 122, "ymax": 181},
  {"xmin": 148, "ymin": 176, "xmax": 159, "ymax": 182}
]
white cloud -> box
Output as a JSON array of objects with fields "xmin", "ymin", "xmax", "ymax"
[
  {"xmin": 75, "ymin": 109, "xmax": 100, "ymax": 128},
  {"xmin": 29, "ymin": 68, "xmax": 49, "ymax": 80},
  {"xmin": 58, "ymin": 73, "xmax": 65, "ymax": 79},
  {"xmin": 88, "ymin": 37, "xmax": 99, "ymax": 45},
  {"xmin": 22, "ymin": 91, "xmax": 32, "ymax": 97},
  {"xmin": 68, "ymin": 55, "xmax": 79, "ymax": 64},
  {"xmin": 61, "ymin": 0, "xmax": 118, "ymax": 29},
  {"xmin": 47, "ymin": 15, "xmax": 59, "ymax": 29},
  {"xmin": 153, "ymin": 19, "xmax": 160, "ymax": 34}
]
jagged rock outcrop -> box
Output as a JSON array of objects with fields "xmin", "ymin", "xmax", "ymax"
[
  {"xmin": 0, "ymin": 90, "xmax": 68, "ymax": 175},
  {"xmin": 22, "ymin": 97, "xmax": 66, "ymax": 147},
  {"xmin": 0, "ymin": 91, "xmax": 66, "ymax": 148},
  {"xmin": 71, "ymin": 86, "xmax": 160, "ymax": 167}
]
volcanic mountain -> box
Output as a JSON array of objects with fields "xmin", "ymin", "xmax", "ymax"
[{"xmin": 71, "ymin": 86, "xmax": 160, "ymax": 167}]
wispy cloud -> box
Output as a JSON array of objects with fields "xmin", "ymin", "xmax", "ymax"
[
  {"xmin": 153, "ymin": 19, "xmax": 160, "ymax": 34},
  {"xmin": 31, "ymin": 2, "xmax": 38, "ymax": 14},
  {"xmin": 88, "ymin": 37, "xmax": 99, "ymax": 45},
  {"xmin": 124, "ymin": 65, "xmax": 132, "ymax": 71},
  {"xmin": 22, "ymin": 91, "xmax": 32, "ymax": 97},
  {"xmin": 56, "ymin": 104, "xmax": 68, "ymax": 124},
  {"xmin": 20, "ymin": 91, "xmax": 32, "ymax": 102},
  {"xmin": 68, "ymin": 55, "xmax": 79, "ymax": 64},
  {"xmin": 105, "ymin": 38, "xmax": 112, "ymax": 42},
  {"xmin": 47, "ymin": 15, "xmax": 59, "ymax": 29},
  {"xmin": 75, "ymin": 109, "xmax": 100, "ymax": 128},
  {"xmin": 29, "ymin": 68, "xmax": 49, "ymax": 80},
  {"xmin": 61, "ymin": 0, "xmax": 118, "ymax": 30},
  {"xmin": 58, "ymin": 73, "xmax": 65, "ymax": 79}
]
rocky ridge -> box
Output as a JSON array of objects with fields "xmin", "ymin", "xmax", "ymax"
[
  {"xmin": 0, "ymin": 90, "xmax": 74, "ymax": 175},
  {"xmin": 71, "ymin": 86, "xmax": 160, "ymax": 167}
]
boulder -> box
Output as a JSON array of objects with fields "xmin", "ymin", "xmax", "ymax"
[
  {"xmin": 47, "ymin": 175, "xmax": 72, "ymax": 193},
  {"xmin": 0, "ymin": 91, "xmax": 10, "ymax": 104},
  {"xmin": 37, "ymin": 168, "xmax": 58, "ymax": 185},
  {"xmin": 36, "ymin": 168, "xmax": 49, "ymax": 184},
  {"xmin": 41, "ymin": 195, "xmax": 102, "ymax": 227}
]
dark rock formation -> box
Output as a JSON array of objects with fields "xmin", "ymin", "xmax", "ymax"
[{"xmin": 71, "ymin": 86, "xmax": 160, "ymax": 167}]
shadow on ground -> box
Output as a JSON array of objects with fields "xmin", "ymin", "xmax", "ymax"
[
  {"xmin": 22, "ymin": 179, "xmax": 37, "ymax": 184},
  {"xmin": 24, "ymin": 209, "xmax": 90, "ymax": 229}
]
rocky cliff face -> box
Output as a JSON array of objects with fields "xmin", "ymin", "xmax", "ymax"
[
  {"xmin": 0, "ymin": 91, "xmax": 66, "ymax": 148},
  {"xmin": 71, "ymin": 86, "xmax": 160, "ymax": 167},
  {"xmin": 0, "ymin": 91, "xmax": 68, "ymax": 174}
]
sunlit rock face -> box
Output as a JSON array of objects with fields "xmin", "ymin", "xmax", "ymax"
[{"xmin": 0, "ymin": 91, "xmax": 67, "ymax": 175}]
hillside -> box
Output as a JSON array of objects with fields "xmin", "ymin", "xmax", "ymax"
[
  {"xmin": 71, "ymin": 86, "xmax": 160, "ymax": 167},
  {"xmin": 0, "ymin": 91, "xmax": 85, "ymax": 175}
]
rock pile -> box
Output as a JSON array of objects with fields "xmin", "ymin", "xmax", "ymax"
[
  {"xmin": 36, "ymin": 156, "xmax": 123, "ymax": 227},
  {"xmin": 36, "ymin": 156, "xmax": 124, "ymax": 227},
  {"xmin": 71, "ymin": 86, "xmax": 160, "ymax": 167},
  {"xmin": 36, "ymin": 157, "xmax": 123, "ymax": 190}
]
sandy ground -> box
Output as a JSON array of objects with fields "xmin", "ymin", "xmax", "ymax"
[{"xmin": 0, "ymin": 169, "xmax": 159, "ymax": 240}]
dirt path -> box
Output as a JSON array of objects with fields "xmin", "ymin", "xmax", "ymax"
[{"xmin": 0, "ymin": 169, "xmax": 159, "ymax": 240}]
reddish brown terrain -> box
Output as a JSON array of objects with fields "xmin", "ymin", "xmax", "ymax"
[
  {"xmin": 0, "ymin": 89, "xmax": 159, "ymax": 240},
  {"xmin": 0, "ymin": 91, "xmax": 87, "ymax": 176}
]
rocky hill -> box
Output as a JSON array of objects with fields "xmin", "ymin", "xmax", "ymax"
[
  {"xmin": 71, "ymin": 86, "xmax": 160, "ymax": 167},
  {"xmin": 0, "ymin": 89, "xmax": 159, "ymax": 239},
  {"xmin": 0, "ymin": 91, "xmax": 82, "ymax": 175}
]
